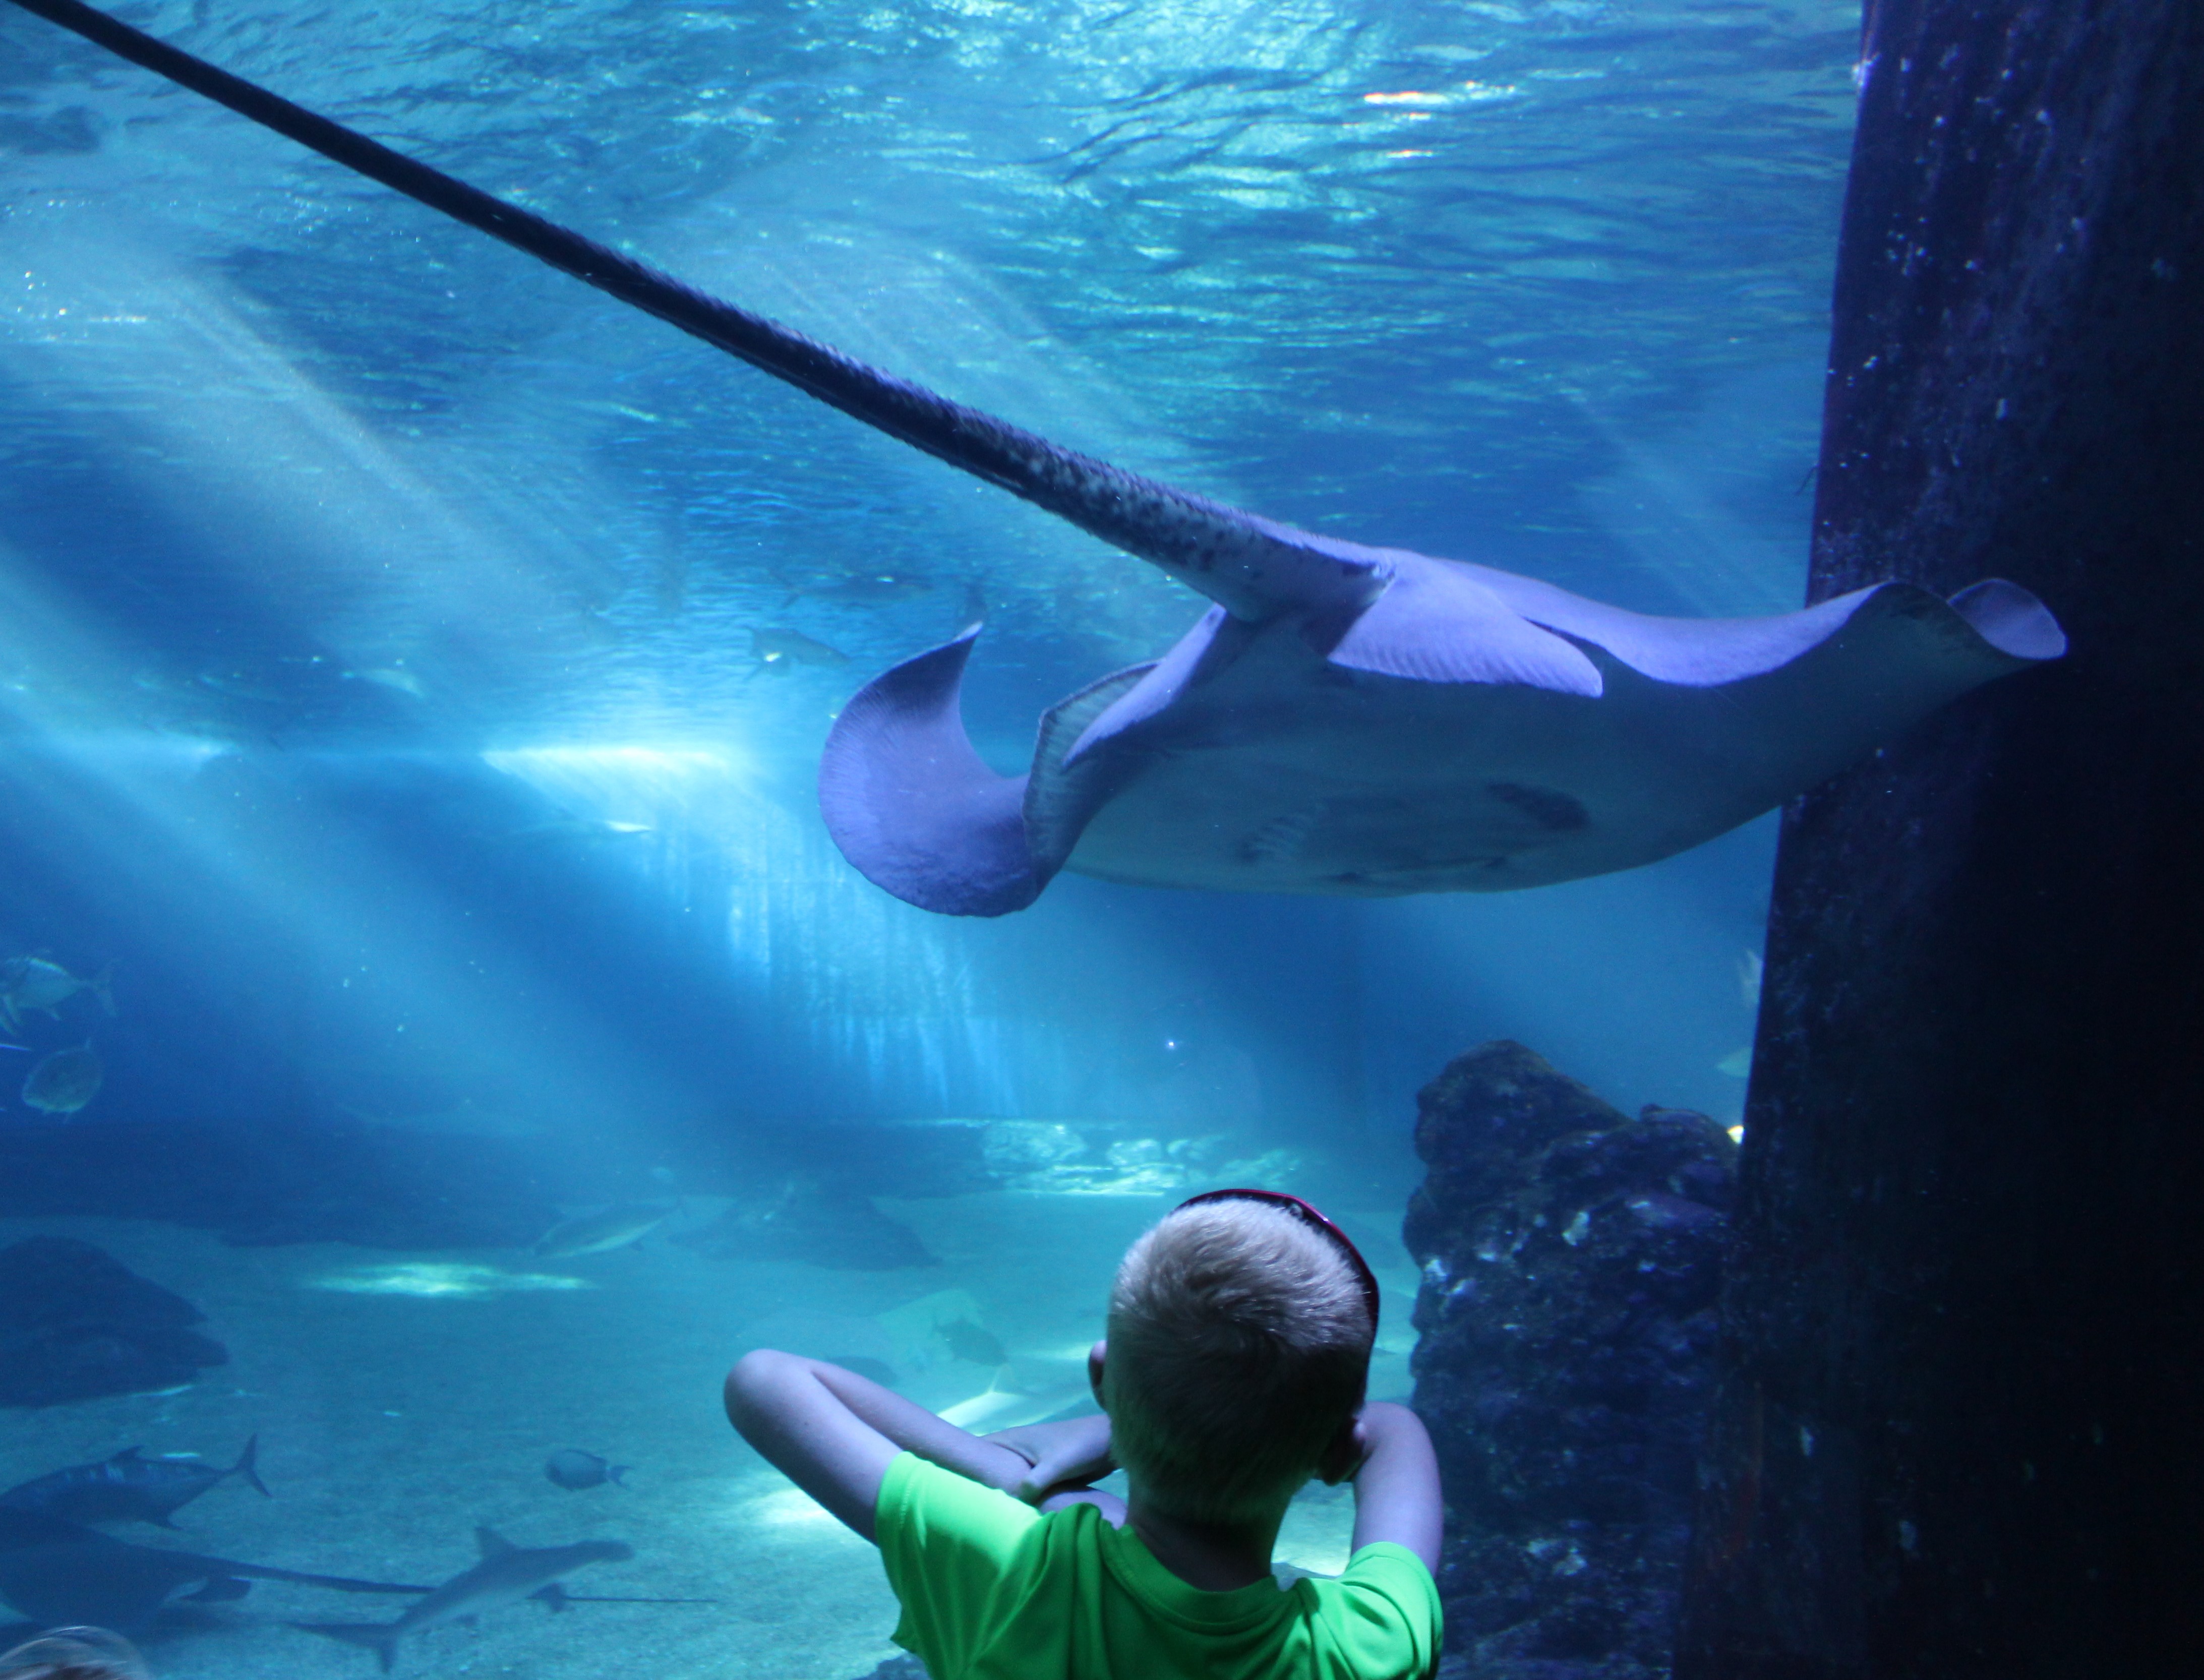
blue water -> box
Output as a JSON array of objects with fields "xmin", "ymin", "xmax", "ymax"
[{"xmin": 0, "ymin": 0, "xmax": 1858, "ymax": 1671}]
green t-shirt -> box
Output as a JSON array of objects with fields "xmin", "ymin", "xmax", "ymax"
[{"xmin": 876, "ymin": 1453, "xmax": 1442, "ymax": 1680}]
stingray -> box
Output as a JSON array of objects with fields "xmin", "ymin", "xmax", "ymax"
[
  {"xmin": 15, "ymin": 1, "xmax": 2068, "ymax": 915},
  {"xmin": 0, "ymin": 1505, "xmax": 428, "ymax": 1634}
]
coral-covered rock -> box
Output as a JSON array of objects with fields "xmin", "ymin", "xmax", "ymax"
[
  {"xmin": 1405, "ymin": 1042, "xmax": 1735, "ymax": 1680},
  {"xmin": 0, "ymin": 1237, "xmax": 228, "ymax": 1407}
]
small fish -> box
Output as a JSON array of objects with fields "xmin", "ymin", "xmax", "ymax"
[
  {"xmin": 544, "ymin": 1450, "xmax": 628, "ymax": 1491},
  {"xmin": 937, "ymin": 1316, "xmax": 1007, "ymax": 1367},
  {"xmin": 499, "ymin": 818, "xmax": 654, "ymax": 846},
  {"xmin": 22, "ymin": 1043, "xmax": 102, "ymax": 1115},
  {"xmin": 1716, "ymin": 1047, "xmax": 1753, "ymax": 1079},
  {"xmin": 531, "ymin": 1203, "xmax": 677, "ymax": 1259},
  {"xmin": 0, "ymin": 1435, "xmax": 269, "ymax": 1529},
  {"xmin": 296, "ymin": 1527, "xmax": 637, "ymax": 1672},
  {"xmin": 777, "ymin": 570, "xmax": 931, "ymax": 606},
  {"xmin": 0, "ymin": 956, "xmax": 113, "ymax": 1031},
  {"xmin": 349, "ymin": 666, "xmax": 427, "ymax": 699},
  {"xmin": 195, "ymin": 668, "xmax": 288, "ymax": 703},
  {"xmin": 1737, "ymin": 949, "xmax": 1764, "ymax": 1010},
  {"xmin": 748, "ymin": 627, "xmax": 850, "ymax": 675}
]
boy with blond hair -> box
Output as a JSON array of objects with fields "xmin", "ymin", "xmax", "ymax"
[{"xmin": 725, "ymin": 1189, "xmax": 1442, "ymax": 1679}]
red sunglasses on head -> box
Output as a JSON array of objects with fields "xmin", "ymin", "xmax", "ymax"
[{"xmin": 1174, "ymin": 1187, "xmax": 1382, "ymax": 1336}]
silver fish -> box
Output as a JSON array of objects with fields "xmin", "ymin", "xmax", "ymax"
[
  {"xmin": 0, "ymin": 1435, "xmax": 268, "ymax": 1529},
  {"xmin": 544, "ymin": 1450, "xmax": 628, "ymax": 1491},
  {"xmin": 22, "ymin": 1044, "xmax": 102, "ymax": 1116},
  {"xmin": 530, "ymin": 1203, "xmax": 676, "ymax": 1259},
  {"xmin": 748, "ymin": 626, "xmax": 850, "ymax": 675},
  {"xmin": 498, "ymin": 818, "xmax": 654, "ymax": 847},
  {"xmin": 0, "ymin": 957, "xmax": 112, "ymax": 1032}
]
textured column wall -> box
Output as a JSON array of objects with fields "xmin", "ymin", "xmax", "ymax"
[{"xmin": 1677, "ymin": 3, "xmax": 2204, "ymax": 1676}]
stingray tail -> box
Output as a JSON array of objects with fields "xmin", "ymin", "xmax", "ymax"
[
  {"xmin": 230, "ymin": 1432, "xmax": 272, "ymax": 1497},
  {"xmin": 292, "ymin": 1623, "xmax": 401, "ymax": 1672}
]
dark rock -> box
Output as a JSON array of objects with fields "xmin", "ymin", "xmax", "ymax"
[
  {"xmin": 0, "ymin": 1238, "xmax": 228, "ymax": 1407},
  {"xmin": 1406, "ymin": 1042, "xmax": 1735, "ymax": 1680},
  {"xmin": 678, "ymin": 1179, "xmax": 937, "ymax": 1270}
]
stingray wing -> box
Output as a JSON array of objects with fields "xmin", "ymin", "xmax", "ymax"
[
  {"xmin": 1455, "ymin": 562, "xmax": 2065, "ymax": 684},
  {"xmin": 817, "ymin": 627, "xmax": 1039, "ymax": 917},
  {"xmin": 817, "ymin": 626, "xmax": 1167, "ymax": 916}
]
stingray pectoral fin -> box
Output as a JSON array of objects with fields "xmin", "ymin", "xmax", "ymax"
[
  {"xmin": 819, "ymin": 627, "xmax": 1043, "ymax": 917},
  {"xmin": 1845, "ymin": 577, "xmax": 2065, "ymax": 696},
  {"xmin": 1323, "ymin": 559, "xmax": 1604, "ymax": 694},
  {"xmin": 1723, "ymin": 577, "xmax": 2064, "ymax": 798},
  {"xmin": 1945, "ymin": 577, "xmax": 2066, "ymax": 661},
  {"xmin": 1064, "ymin": 605, "xmax": 1233, "ymax": 765},
  {"xmin": 1463, "ymin": 565, "xmax": 2062, "ymax": 687},
  {"xmin": 1025, "ymin": 661, "xmax": 1164, "ymax": 876}
]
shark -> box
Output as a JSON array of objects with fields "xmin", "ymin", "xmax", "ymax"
[
  {"xmin": 297, "ymin": 1527, "xmax": 710, "ymax": 1673},
  {"xmin": 0, "ymin": 1505, "xmax": 429, "ymax": 1634},
  {"xmin": 10, "ymin": 0, "xmax": 2069, "ymax": 915}
]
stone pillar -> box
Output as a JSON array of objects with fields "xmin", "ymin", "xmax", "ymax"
[{"xmin": 1677, "ymin": 4, "xmax": 2204, "ymax": 1676}]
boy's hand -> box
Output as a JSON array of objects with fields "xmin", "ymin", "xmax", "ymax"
[
  {"xmin": 1342, "ymin": 1401, "xmax": 1442, "ymax": 1574},
  {"xmin": 1317, "ymin": 1411, "xmax": 1371, "ymax": 1486},
  {"xmin": 982, "ymin": 1414, "xmax": 1114, "ymax": 1504}
]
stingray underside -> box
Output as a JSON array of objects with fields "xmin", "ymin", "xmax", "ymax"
[{"xmin": 818, "ymin": 577, "xmax": 2062, "ymax": 916}]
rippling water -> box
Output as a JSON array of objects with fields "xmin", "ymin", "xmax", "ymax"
[
  {"xmin": 0, "ymin": 18, "xmax": 1861, "ymax": 1667},
  {"xmin": 3, "ymin": 0, "xmax": 1857, "ymax": 759}
]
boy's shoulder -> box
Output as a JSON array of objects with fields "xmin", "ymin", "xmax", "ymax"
[{"xmin": 881, "ymin": 1458, "xmax": 1440, "ymax": 1680}]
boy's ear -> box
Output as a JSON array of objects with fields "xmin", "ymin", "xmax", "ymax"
[{"xmin": 1088, "ymin": 1340, "xmax": 1108, "ymax": 1410}]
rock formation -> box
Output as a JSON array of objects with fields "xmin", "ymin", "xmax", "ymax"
[
  {"xmin": 1406, "ymin": 1042, "xmax": 1735, "ymax": 1679},
  {"xmin": 0, "ymin": 1236, "xmax": 228, "ymax": 1407}
]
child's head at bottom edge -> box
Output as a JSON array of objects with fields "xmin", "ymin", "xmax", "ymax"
[{"xmin": 1099, "ymin": 1196, "xmax": 1376, "ymax": 1528}]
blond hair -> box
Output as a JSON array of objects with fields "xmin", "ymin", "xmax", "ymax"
[{"xmin": 1104, "ymin": 1198, "xmax": 1373, "ymax": 1524}]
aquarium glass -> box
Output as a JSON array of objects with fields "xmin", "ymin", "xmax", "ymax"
[{"xmin": 0, "ymin": 1, "xmax": 1858, "ymax": 1674}]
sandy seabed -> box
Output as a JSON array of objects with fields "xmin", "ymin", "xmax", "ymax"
[{"xmin": 0, "ymin": 1189, "xmax": 1421, "ymax": 1679}]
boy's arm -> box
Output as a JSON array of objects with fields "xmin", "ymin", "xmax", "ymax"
[
  {"xmin": 981, "ymin": 1412, "xmax": 1114, "ymax": 1503},
  {"xmin": 723, "ymin": 1350, "xmax": 1034, "ymax": 1542},
  {"xmin": 1342, "ymin": 1401, "xmax": 1443, "ymax": 1573}
]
